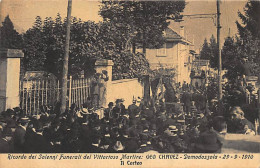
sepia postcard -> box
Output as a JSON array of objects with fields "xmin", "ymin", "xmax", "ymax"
[{"xmin": 0, "ymin": 0, "xmax": 259, "ymax": 167}]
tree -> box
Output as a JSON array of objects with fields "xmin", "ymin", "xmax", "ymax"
[
  {"xmin": 199, "ymin": 35, "xmax": 218, "ymax": 69},
  {"xmin": 23, "ymin": 16, "xmax": 47, "ymax": 71},
  {"xmin": 0, "ymin": 15, "xmax": 23, "ymax": 49},
  {"xmin": 235, "ymin": 0, "xmax": 260, "ymax": 77},
  {"xmin": 200, "ymin": 39, "xmax": 211, "ymax": 60},
  {"xmin": 99, "ymin": 0, "xmax": 186, "ymax": 54},
  {"xmin": 221, "ymin": 36, "xmax": 245, "ymax": 82},
  {"xmin": 236, "ymin": 0, "xmax": 260, "ymax": 40},
  {"xmin": 22, "ymin": 14, "xmax": 150, "ymax": 80},
  {"xmin": 220, "ymin": 0, "xmax": 260, "ymax": 120},
  {"xmin": 208, "ymin": 35, "xmax": 218, "ymax": 69}
]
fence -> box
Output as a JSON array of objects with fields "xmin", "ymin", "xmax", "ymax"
[{"xmin": 19, "ymin": 77, "xmax": 92, "ymax": 115}]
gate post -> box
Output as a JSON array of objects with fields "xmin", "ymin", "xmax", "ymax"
[
  {"xmin": 0, "ymin": 49, "xmax": 24, "ymax": 113},
  {"xmin": 95, "ymin": 59, "xmax": 113, "ymax": 108}
]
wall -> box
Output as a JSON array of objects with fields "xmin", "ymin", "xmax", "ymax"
[
  {"xmin": 107, "ymin": 78, "xmax": 143, "ymax": 107},
  {"xmin": 145, "ymin": 41, "xmax": 192, "ymax": 85},
  {"xmin": 145, "ymin": 42, "xmax": 178, "ymax": 70}
]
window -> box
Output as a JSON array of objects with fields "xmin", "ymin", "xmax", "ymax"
[{"xmin": 156, "ymin": 44, "xmax": 167, "ymax": 57}]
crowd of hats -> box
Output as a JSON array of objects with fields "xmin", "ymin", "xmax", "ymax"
[{"xmin": 0, "ymin": 91, "xmax": 219, "ymax": 153}]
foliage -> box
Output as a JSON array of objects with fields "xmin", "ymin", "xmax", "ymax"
[
  {"xmin": 199, "ymin": 35, "xmax": 218, "ymax": 69},
  {"xmin": 236, "ymin": 0, "xmax": 260, "ymax": 40},
  {"xmin": 0, "ymin": 15, "xmax": 23, "ymax": 49},
  {"xmin": 206, "ymin": 77, "xmax": 218, "ymax": 102},
  {"xmin": 223, "ymin": 82, "xmax": 246, "ymax": 107},
  {"xmin": 221, "ymin": 36, "xmax": 245, "ymax": 82},
  {"xmin": 221, "ymin": 1, "xmax": 260, "ymax": 118},
  {"xmin": 22, "ymin": 14, "xmax": 150, "ymax": 80},
  {"xmin": 112, "ymin": 51, "xmax": 150, "ymax": 80},
  {"xmin": 99, "ymin": 0, "xmax": 186, "ymax": 53},
  {"xmin": 200, "ymin": 39, "xmax": 210, "ymax": 60},
  {"xmin": 235, "ymin": 0, "xmax": 260, "ymax": 77},
  {"xmin": 23, "ymin": 16, "xmax": 47, "ymax": 71},
  {"xmin": 148, "ymin": 66, "xmax": 177, "ymax": 102}
]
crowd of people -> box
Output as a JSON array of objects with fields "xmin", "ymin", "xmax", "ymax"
[{"xmin": 0, "ymin": 89, "xmax": 232, "ymax": 153}]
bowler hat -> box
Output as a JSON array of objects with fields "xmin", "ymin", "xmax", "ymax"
[
  {"xmin": 116, "ymin": 99, "xmax": 124, "ymax": 103},
  {"xmin": 6, "ymin": 109, "xmax": 15, "ymax": 116}
]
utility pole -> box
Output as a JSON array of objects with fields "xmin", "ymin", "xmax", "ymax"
[
  {"xmin": 217, "ymin": 0, "xmax": 223, "ymax": 114},
  {"xmin": 60, "ymin": 0, "xmax": 72, "ymax": 113}
]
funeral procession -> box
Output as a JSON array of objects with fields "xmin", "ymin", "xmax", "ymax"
[{"xmin": 0, "ymin": 0, "xmax": 260, "ymax": 154}]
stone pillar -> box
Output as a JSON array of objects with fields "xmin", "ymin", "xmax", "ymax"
[
  {"xmin": 0, "ymin": 49, "xmax": 24, "ymax": 113},
  {"xmin": 95, "ymin": 59, "xmax": 114, "ymax": 108}
]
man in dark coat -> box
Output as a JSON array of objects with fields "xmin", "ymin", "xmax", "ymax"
[
  {"xmin": 31, "ymin": 122, "xmax": 51, "ymax": 153},
  {"xmin": 0, "ymin": 134, "xmax": 11, "ymax": 153},
  {"xmin": 128, "ymin": 99, "xmax": 140, "ymax": 118},
  {"xmin": 124, "ymin": 131, "xmax": 139, "ymax": 153},
  {"xmin": 136, "ymin": 134, "xmax": 153, "ymax": 153},
  {"xmin": 0, "ymin": 124, "xmax": 11, "ymax": 153},
  {"xmin": 142, "ymin": 107, "xmax": 154, "ymax": 120},
  {"xmin": 14, "ymin": 118, "xmax": 29, "ymax": 152},
  {"xmin": 181, "ymin": 91, "xmax": 192, "ymax": 113},
  {"xmin": 23, "ymin": 120, "xmax": 37, "ymax": 153},
  {"xmin": 164, "ymin": 113, "xmax": 177, "ymax": 128},
  {"xmin": 88, "ymin": 135, "xmax": 104, "ymax": 153},
  {"xmin": 104, "ymin": 102, "xmax": 114, "ymax": 119},
  {"xmin": 43, "ymin": 119, "xmax": 63, "ymax": 152},
  {"xmin": 112, "ymin": 99, "xmax": 126, "ymax": 118},
  {"xmin": 79, "ymin": 121, "xmax": 92, "ymax": 148}
]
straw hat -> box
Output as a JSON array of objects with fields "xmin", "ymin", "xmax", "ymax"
[
  {"xmin": 18, "ymin": 117, "xmax": 30, "ymax": 124},
  {"xmin": 169, "ymin": 125, "xmax": 178, "ymax": 132},
  {"xmin": 113, "ymin": 141, "xmax": 125, "ymax": 151}
]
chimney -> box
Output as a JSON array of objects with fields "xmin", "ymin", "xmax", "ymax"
[{"xmin": 180, "ymin": 26, "xmax": 185, "ymax": 37}]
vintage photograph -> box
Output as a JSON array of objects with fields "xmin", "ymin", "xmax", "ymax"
[{"xmin": 0, "ymin": 0, "xmax": 259, "ymax": 154}]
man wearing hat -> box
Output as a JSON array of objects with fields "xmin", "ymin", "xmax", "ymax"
[
  {"xmin": 3, "ymin": 109, "xmax": 16, "ymax": 131},
  {"xmin": 110, "ymin": 140, "xmax": 125, "ymax": 153},
  {"xmin": 100, "ymin": 136, "xmax": 112, "ymax": 152},
  {"xmin": 0, "ymin": 125, "xmax": 11, "ymax": 153},
  {"xmin": 192, "ymin": 129, "xmax": 222, "ymax": 153},
  {"xmin": 113, "ymin": 99, "xmax": 126, "ymax": 118},
  {"xmin": 14, "ymin": 117, "xmax": 29, "ymax": 152},
  {"xmin": 128, "ymin": 98, "xmax": 140, "ymax": 118},
  {"xmin": 164, "ymin": 113, "xmax": 177, "ymax": 128},
  {"xmin": 181, "ymin": 90, "xmax": 192, "ymax": 113},
  {"xmin": 44, "ymin": 118, "xmax": 63, "ymax": 152},
  {"xmin": 104, "ymin": 102, "xmax": 114, "ymax": 119},
  {"xmin": 30, "ymin": 121, "xmax": 51, "ymax": 153},
  {"xmin": 196, "ymin": 112, "xmax": 208, "ymax": 133},
  {"xmin": 165, "ymin": 125, "xmax": 187, "ymax": 152},
  {"xmin": 124, "ymin": 131, "xmax": 139, "ymax": 153},
  {"xmin": 192, "ymin": 116, "xmax": 225, "ymax": 153},
  {"xmin": 136, "ymin": 134, "xmax": 153, "ymax": 153},
  {"xmin": 142, "ymin": 106, "xmax": 154, "ymax": 121},
  {"xmin": 88, "ymin": 135, "xmax": 105, "ymax": 153}
]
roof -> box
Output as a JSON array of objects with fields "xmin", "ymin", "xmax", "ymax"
[{"xmin": 164, "ymin": 27, "xmax": 192, "ymax": 45}]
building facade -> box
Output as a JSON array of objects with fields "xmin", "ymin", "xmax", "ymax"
[{"xmin": 145, "ymin": 26, "xmax": 193, "ymax": 85}]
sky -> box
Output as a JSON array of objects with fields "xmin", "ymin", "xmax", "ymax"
[{"xmin": 0, "ymin": 0, "xmax": 247, "ymax": 51}]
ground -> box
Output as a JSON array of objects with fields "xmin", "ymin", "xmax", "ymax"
[{"xmin": 222, "ymin": 134, "xmax": 260, "ymax": 153}]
